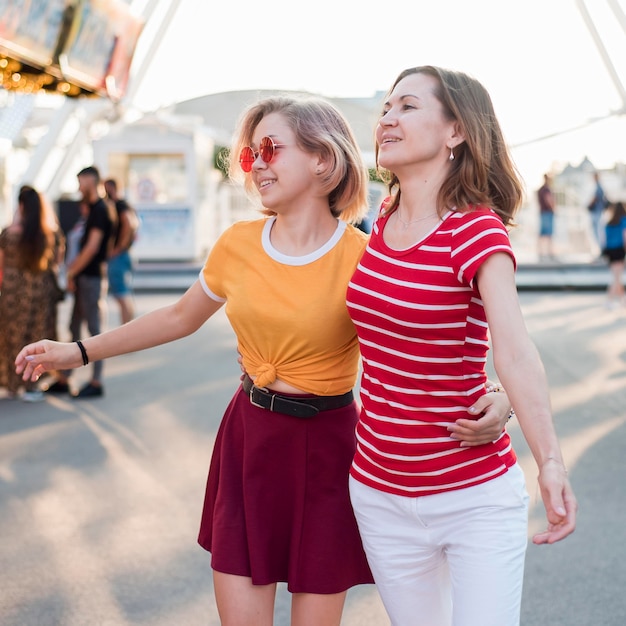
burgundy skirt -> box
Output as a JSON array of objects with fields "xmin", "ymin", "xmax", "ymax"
[{"xmin": 198, "ymin": 385, "xmax": 374, "ymax": 594}]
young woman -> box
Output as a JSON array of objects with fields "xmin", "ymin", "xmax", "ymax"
[
  {"xmin": 346, "ymin": 67, "xmax": 577, "ymax": 626},
  {"xmin": 602, "ymin": 200, "xmax": 626, "ymax": 308},
  {"xmin": 0, "ymin": 186, "xmax": 64, "ymax": 401},
  {"xmin": 15, "ymin": 96, "xmax": 511, "ymax": 625}
]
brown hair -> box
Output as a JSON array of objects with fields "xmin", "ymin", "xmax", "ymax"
[
  {"xmin": 228, "ymin": 95, "xmax": 369, "ymax": 223},
  {"xmin": 376, "ymin": 66, "xmax": 524, "ymax": 227},
  {"xmin": 607, "ymin": 201, "xmax": 626, "ymax": 227},
  {"xmin": 17, "ymin": 185, "xmax": 54, "ymax": 272}
]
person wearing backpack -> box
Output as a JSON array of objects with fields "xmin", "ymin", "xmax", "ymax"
[{"xmin": 105, "ymin": 178, "xmax": 138, "ymax": 325}]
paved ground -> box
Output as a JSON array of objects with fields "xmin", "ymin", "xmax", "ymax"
[{"xmin": 1, "ymin": 290, "xmax": 626, "ymax": 625}]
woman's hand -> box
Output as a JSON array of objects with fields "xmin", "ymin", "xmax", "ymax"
[
  {"xmin": 15, "ymin": 340, "xmax": 83, "ymax": 382},
  {"xmin": 448, "ymin": 388, "xmax": 512, "ymax": 446},
  {"xmin": 532, "ymin": 459, "xmax": 578, "ymax": 544}
]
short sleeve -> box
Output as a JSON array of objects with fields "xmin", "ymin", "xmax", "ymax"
[
  {"xmin": 198, "ymin": 226, "xmax": 233, "ymax": 302},
  {"xmin": 450, "ymin": 210, "xmax": 515, "ymax": 287}
]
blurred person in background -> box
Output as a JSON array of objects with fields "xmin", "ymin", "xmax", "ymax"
[
  {"xmin": 537, "ymin": 173, "xmax": 556, "ymax": 261},
  {"xmin": 64, "ymin": 199, "xmax": 89, "ymax": 270},
  {"xmin": 104, "ymin": 178, "xmax": 138, "ymax": 325},
  {"xmin": 602, "ymin": 200, "xmax": 626, "ymax": 309},
  {"xmin": 587, "ymin": 171, "xmax": 609, "ymax": 251},
  {"xmin": 44, "ymin": 166, "xmax": 115, "ymax": 399},
  {"xmin": 0, "ymin": 185, "xmax": 65, "ymax": 401}
]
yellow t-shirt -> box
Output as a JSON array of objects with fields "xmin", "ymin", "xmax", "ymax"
[{"xmin": 200, "ymin": 217, "xmax": 368, "ymax": 395}]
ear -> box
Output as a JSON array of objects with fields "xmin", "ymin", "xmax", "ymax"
[
  {"xmin": 313, "ymin": 153, "xmax": 328, "ymax": 176},
  {"xmin": 448, "ymin": 121, "xmax": 466, "ymax": 149}
]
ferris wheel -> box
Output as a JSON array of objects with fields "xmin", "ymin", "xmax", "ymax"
[{"xmin": 512, "ymin": 0, "xmax": 626, "ymax": 148}]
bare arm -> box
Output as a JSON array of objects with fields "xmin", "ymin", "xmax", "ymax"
[
  {"xmin": 16, "ymin": 280, "xmax": 223, "ymax": 379},
  {"xmin": 477, "ymin": 252, "xmax": 577, "ymax": 544},
  {"xmin": 65, "ymin": 227, "xmax": 103, "ymax": 293},
  {"xmin": 111, "ymin": 210, "xmax": 134, "ymax": 255},
  {"xmin": 67, "ymin": 227, "xmax": 102, "ymax": 278}
]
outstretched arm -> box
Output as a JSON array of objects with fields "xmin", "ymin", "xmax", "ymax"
[{"xmin": 16, "ymin": 280, "xmax": 223, "ymax": 381}]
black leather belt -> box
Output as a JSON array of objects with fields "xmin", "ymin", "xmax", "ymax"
[{"xmin": 242, "ymin": 374, "xmax": 353, "ymax": 418}]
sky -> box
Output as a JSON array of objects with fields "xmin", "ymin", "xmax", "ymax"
[{"xmin": 128, "ymin": 0, "xmax": 626, "ymax": 189}]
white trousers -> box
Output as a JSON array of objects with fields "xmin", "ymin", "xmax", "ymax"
[{"xmin": 349, "ymin": 464, "xmax": 529, "ymax": 626}]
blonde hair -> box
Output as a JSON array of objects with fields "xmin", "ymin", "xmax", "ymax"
[
  {"xmin": 376, "ymin": 66, "xmax": 524, "ymax": 227},
  {"xmin": 228, "ymin": 95, "xmax": 369, "ymax": 223}
]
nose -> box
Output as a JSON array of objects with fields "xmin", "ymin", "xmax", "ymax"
[
  {"xmin": 379, "ymin": 110, "xmax": 397, "ymax": 127},
  {"xmin": 252, "ymin": 152, "xmax": 267, "ymax": 171}
]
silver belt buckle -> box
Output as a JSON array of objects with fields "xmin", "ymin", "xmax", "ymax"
[{"xmin": 249, "ymin": 385, "xmax": 271, "ymax": 409}]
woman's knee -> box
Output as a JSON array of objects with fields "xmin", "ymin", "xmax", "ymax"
[
  {"xmin": 213, "ymin": 571, "xmax": 276, "ymax": 626},
  {"xmin": 291, "ymin": 590, "xmax": 346, "ymax": 626}
]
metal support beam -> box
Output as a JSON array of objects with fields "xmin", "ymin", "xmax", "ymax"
[
  {"xmin": 575, "ymin": 0, "xmax": 626, "ymax": 111},
  {"xmin": 122, "ymin": 0, "xmax": 185, "ymax": 110},
  {"xmin": 19, "ymin": 98, "xmax": 80, "ymax": 188},
  {"xmin": 607, "ymin": 0, "xmax": 626, "ymax": 35}
]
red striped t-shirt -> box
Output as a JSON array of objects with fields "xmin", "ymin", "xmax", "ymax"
[{"xmin": 346, "ymin": 207, "xmax": 517, "ymax": 497}]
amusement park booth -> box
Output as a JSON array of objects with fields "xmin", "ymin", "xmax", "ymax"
[{"xmin": 92, "ymin": 118, "xmax": 217, "ymax": 261}]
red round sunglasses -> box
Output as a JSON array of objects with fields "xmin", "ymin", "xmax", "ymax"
[{"xmin": 239, "ymin": 136, "xmax": 285, "ymax": 172}]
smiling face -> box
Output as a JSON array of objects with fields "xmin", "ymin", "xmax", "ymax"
[
  {"xmin": 248, "ymin": 111, "xmax": 323, "ymax": 215},
  {"xmin": 376, "ymin": 72, "xmax": 460, "ymax": 176}
]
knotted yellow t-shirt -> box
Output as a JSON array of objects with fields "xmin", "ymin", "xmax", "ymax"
[{"xmin": 200, "ymin": 217, "xmax": 368, "ymax": 395}]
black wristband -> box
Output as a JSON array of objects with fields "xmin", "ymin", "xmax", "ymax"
[{"xmin": 76, "ymin": 340, "xmax": 89, "ymax": 366}]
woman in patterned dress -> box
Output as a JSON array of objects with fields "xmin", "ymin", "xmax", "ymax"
[{"xmin": 0, "ymin": 186, "xmax": 64, "ymax": 400}]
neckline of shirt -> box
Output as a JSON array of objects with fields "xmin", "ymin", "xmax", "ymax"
[
  {"xmin": 262, "ymin": 216, "xmax": 347, "ymax": 266},
  {"xmin": 380, "ymin": 209, "xmax": 453, "ymax": 252}
]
